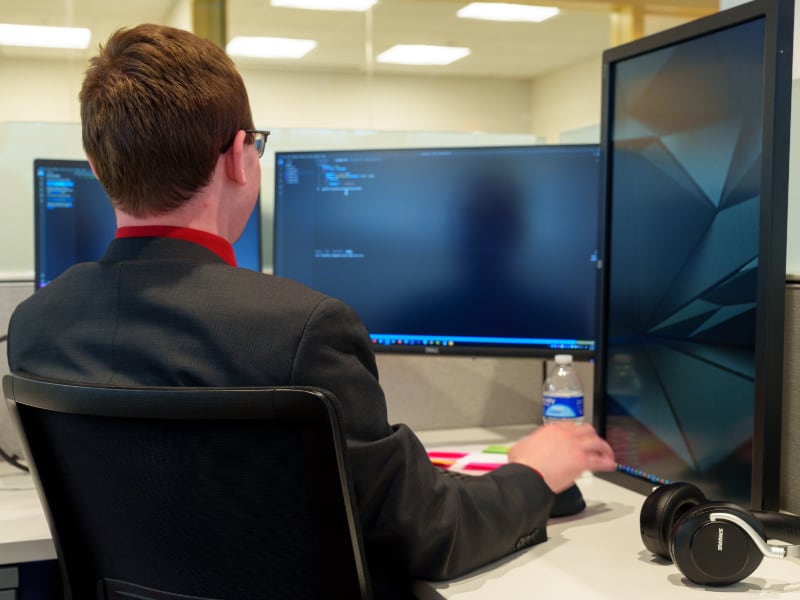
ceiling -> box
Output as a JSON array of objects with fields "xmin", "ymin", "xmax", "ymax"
[{"xmin": 0, "ymin": 0, "xmax": 720, "ymax": 79}]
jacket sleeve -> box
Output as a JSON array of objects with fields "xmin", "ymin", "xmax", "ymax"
[{"xmin": 290, "ymin": 297, "xmax": 556, "ymax": 580}]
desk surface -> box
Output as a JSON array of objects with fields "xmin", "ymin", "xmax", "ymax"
[
  {"xmin": 1, "ymin": 427, "xmax": 798, "ymax": 599},
  {"xmin": 414, "ymin": 426, "xmax": 800, "ymax": 599},
  {"xmin": 0, "ymin": 466, "xmax": 54, "ymax": 566}
]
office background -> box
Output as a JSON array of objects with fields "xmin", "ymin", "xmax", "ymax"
[{"xmin": 0, "ymin": 0, "xmax": 799, "ymax": 514}]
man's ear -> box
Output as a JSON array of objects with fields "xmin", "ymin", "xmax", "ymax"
[
  {"xmin": 86, "ymin": 156, "xmax": 99, "ymax": 179},
  {"xmin": 224, "ymin": 129, "xmax": 248, "ymax": 186}
]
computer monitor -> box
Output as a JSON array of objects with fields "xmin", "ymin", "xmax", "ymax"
[
  {"xmin": 274, "ymin": 144, "xmax": 601, "ymax": 357},
  {"xmin": 34, "ymin": 158, "xmax": 262, "ymax": 289},
  {"xmin": 595, "ymin": 0, "xmax": 793, "ymax": 510}
]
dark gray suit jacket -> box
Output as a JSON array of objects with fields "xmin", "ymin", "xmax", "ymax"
[{"xmin": 8, "ymin": 236, "xmax": 554, "ymax": 587}]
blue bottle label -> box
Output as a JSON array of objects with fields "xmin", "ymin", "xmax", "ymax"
[{"xmin": 543, "ymin": 393, "xmax": 584, "ymax": 420}]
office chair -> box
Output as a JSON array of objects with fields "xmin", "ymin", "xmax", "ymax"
[{"xmin": 2, "ymin": 373, "xmax": 372, "ymax": 600}]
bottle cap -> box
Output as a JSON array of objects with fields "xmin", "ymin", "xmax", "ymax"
[{"xmin": 554, "ymin": 354, "xmax": 573, "ymax": 364}]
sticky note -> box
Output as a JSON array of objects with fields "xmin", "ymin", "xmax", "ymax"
[
  {"xmin": 427, "ymin": 451, "xmax": 469, "ymax": 459},
  {"xmin": 463, "ymin": 462, "xmax": 504, "ymax": 472},
  {"xmin": 482, "ymin": 445, "xmax": 510, "ymax": 455}
]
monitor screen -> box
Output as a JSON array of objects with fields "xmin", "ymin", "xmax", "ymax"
[
  {"xmin": 596, "ymin": 0, "xmax": 792, "ymax": 509},
  {"xmin": 273, "ymin": 144, "xmax": 601, "ymax": 357},
  {"xmin": 34, "ymin": 158, "xmax": 262, "ymax": 289}
]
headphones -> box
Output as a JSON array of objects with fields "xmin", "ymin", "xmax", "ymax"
[{"xmin": 640, "ymin": 482, "xmax": 800, "ymax": 586}]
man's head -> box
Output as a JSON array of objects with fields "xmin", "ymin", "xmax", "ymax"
[{"xmin": 80, "ymin": 24, "xmax": 254, "ymax": 217}]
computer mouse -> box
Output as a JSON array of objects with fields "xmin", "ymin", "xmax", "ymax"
[{"xmin": 550, "ymin": 483, "xmax": 586, "ymax": 517}]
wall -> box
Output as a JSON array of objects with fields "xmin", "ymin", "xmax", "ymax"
[
  {"xmin": 241, "ymin": 67, "xmax": 534, "ymax": 135},
  {"xmin": 528, "ymin": 55, "xmax": 603, "ymax": 144},
  {"xmin": 0, "ymin": 57, "xmax": 84, "ymax": 122},
  {"xmin": 0, "ymin": 57, "xmax": 534, "ymax": 134}
]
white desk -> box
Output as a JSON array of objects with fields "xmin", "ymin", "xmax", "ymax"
[
  {"xmin": 0, "ymin": 468, "xmax": 53, "ymax": 567},
  {"xmin": 0, "ymin": 465, "xmax": 57, "ymax": 598},
  {"xmin": 1, "ymin": 429, "xmax": 799, "ymax": 599},
  {"xmin": 414, "ymin": 426, "xmax": 800, "ymax": 599}
]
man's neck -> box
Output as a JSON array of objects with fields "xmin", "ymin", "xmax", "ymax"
[{"xmin": 114, "ymin": 193, "xmax": 226, "ymax": 240}]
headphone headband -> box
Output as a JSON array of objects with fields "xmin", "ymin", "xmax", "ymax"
[
  {"xmin": 752, "ymin": 510, "xmax": 800, "ymax": 545},
  {"xmin": 711, "ymin": 513, "xmax": 800, "ymax": 559}
]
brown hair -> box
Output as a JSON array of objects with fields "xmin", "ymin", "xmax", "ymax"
[{"xmin": 80, "ymin": 24, "xmax": 254, "ymax": 217}]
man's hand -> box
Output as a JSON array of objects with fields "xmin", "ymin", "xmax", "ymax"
[{"xmin": 508, "ymin": 422, "xmax": 616, "ymax": 493}]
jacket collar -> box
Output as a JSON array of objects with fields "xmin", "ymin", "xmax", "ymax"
[{"xmin": 115, "ymin": 226, "xmax": 237, "ymax": 267}]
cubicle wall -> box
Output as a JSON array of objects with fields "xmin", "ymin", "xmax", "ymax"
[
  {"xmin": 376, "ymin": 353, "xmax": 594, "ymax": 431},
  {"xmin": 781, "ymin": 277, "xmax": 800, "ymax": 514},
  {"xmin": 0, "ymin": 282, "xmax": 36, "ymax": 459}
]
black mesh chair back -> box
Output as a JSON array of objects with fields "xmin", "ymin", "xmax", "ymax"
[{"xmin": 3, "ymin": 373, "xmax": 371, "ymax": 600}]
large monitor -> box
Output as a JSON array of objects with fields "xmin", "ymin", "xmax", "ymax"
[
  {"xmin": 273, "ymin": 144, "xmax": 601, "ymax": 357},
  {"xmin": 34, "ymin": 158, "xmax": 262, "ymax": 289},
  {"xmin": 595, "ymin": 0, "xmax": 793, "ymax": 510}
]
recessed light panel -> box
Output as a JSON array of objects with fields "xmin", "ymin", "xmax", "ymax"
[
  {"xmin": 457, "ymin": 2, "xmax": 560, "ymax": 23},
  {"xmin": 271, "ymin": 0, "xmax": 378, "ymax": 11},
  {"xmin": 227, "ymin": 36, "xmax": 317, "ymax": 59},
  {"xmin": 0, "ymin": 24, "xmax": 91, "ymax": 49},
  {"xmin": 376, "ymin": 44, "xmax": 471, "ymax": 66}
]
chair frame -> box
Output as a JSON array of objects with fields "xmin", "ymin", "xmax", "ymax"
[{"xmin": 3, "ymin": 373, "xmax": 372, "ymax": 600}]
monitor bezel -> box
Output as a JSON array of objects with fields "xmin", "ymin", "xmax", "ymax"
[
  {"xmin": 272, "ymin": 143, "xmax": 602, "ymax": 360},
  {"xmin": 593, "ymin": 0, "xmax": 793, "ymax": 511}
]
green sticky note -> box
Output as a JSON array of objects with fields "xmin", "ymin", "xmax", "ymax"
[{"xmin": 483, "ymin": 445, "xmax": 510, "ymax": 455}]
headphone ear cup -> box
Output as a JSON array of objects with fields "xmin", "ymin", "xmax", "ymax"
[
  {"xmin": 640, "ymin": 482, "xmax": 706, "ymax": 559},
  {"xmin": 670, "ymin": 503, "xmax": 766, "ymax": 586}
]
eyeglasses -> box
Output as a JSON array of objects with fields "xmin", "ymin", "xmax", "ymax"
[
  {"xmin": 245, "ymin": 129, "xmax": 270, "ymax": 158},
  {"xmin": 220, "ymin": 129, "xmax": 271, "ymax": 158}
]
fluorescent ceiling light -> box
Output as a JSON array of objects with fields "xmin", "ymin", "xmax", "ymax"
[
  {"xmin": 457, "ymin": 2, "xmax": 560, "ymax": 23},
  {"xmin": 0, "ymin": 24, "xmax": 91, "ymax": 49},
  {"xmin": 377, "ymin": 45, "xmax": 470, "ymax": 66},
  {"xmin": 271, "ymin": 0, "xmax": 377, "ymax": 10},
  {"xmin": 227, "ymin": 36, "xmax": 317, "ymax": 59}
]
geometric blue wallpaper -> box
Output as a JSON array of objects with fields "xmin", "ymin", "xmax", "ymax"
[{"xmin": 604, "ymin": 18, "xmax": 765, "ymax": 503}]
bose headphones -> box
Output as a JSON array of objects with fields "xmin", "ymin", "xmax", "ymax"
[{"xmin": 640, "ymin": 482, "xmax": 800, "ymax": 586}]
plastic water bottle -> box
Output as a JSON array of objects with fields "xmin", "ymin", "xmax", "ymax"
[{"xmin": 542, "ymin": 354, "xmax": 584, "ymax": 424}]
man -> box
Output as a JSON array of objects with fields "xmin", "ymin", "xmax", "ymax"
[{"xmin": 8, "ymin": 24, "xmax": 615, "ymax": 596}]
